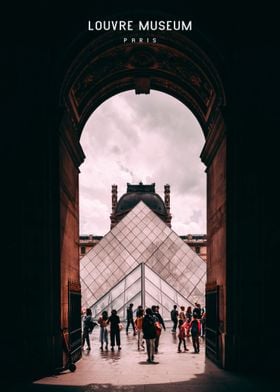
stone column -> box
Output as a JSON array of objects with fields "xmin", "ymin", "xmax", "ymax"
[
  {"xmin": 110, "ymin": 185, "xmax": 118, "ymax": 229},
  {"xmin": 164, "ymin": 184, "xmax": 172, "ymax": 227}
]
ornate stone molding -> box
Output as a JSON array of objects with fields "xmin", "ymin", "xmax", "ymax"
[
  {"xmin": 200, "ymin": 111, "xmax": 226, "ymax": 167},
  {"xmin": 60, "ymin": 30, "xmax": 226, "ymax": 138}
]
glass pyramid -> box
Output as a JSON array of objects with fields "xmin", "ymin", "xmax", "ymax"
[{"xmin": 80, "ymin": 201, "xmax": 206, "ymax": 320}]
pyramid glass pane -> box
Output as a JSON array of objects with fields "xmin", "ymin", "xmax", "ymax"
[
  {"xmin": 89, "ymin": 263, "xmax": 193, "ymax": 321},
  {"xmin": 81, "ymin": 201, "xmax": 206, "ymax": 318}
]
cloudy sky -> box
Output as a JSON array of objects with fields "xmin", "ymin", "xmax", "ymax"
[{"xmin": 79, "ymin": 90, "xmax": 206, "ymax": 236}]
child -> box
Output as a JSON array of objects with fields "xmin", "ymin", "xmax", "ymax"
[
  {"xmin": 177, "ymin": 319, "xmax": 189, "ymax": 352},
  {"xmin": 190, "ymin": 314, "xmax": 201, "ymax": 353}
]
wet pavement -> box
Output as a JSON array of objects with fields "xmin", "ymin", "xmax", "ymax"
[{"xmin": 9, "ymin": 326, "xmax": 280, "ymax": 391}]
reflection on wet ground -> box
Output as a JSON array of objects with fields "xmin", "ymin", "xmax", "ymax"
[
  {"xmin": 11, "ymin": 325, "xmax": 279, "ymax": 391},
  {"xmin": 34, "ymin": 324, "xmax": 207, "ymax": 385}
]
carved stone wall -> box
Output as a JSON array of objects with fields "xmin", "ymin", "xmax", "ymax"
[{"xmin": 60, "ymin": 27, "xmax": 226, "ymax": 370}]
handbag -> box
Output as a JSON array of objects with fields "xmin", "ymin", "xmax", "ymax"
[{"xmin": 154, "ymin": 321, "xmax": 162, "ymax": 336}]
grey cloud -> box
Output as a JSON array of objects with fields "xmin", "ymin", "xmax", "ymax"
[
  {"xmin": 79, "ymin": 91, "xmax": 206, "ymax": 235},
  {"xmin": 117, "ymin": 161, "xmax": 135, "ymax": 179},
  {"xmin": 190, "ymin": 209, "xmax": 203, "ymax": 224},
  {"xmin": 111, "ymin": 145, "xmax": 122, "ymax": 155}
]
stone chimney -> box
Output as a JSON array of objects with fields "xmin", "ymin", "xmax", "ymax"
[
  {"xmin": 110, "ymin": 185, "xmax": 118, "ymax": 229},
  {"xmin": 164, "ymin": 184, "xmax": 172, "ymax": 227}
]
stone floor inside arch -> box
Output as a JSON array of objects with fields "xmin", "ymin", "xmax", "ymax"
[
  {"xmin": 25, "ymin": 327, "xmax": 279, "ymax": 391},
  {"xmin": 80, "ymin": 201, "xmax": 206, "ymax": 318},
  {"xmin": 21, "ymin": 201, "xmax": 279, "ymax": 391},
  {"xmin": 18, "ymin": 201, "xmax": 279, "ymax": 391}
]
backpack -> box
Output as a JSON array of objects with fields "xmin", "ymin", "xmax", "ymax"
[
  {"xmin": 191, "ymin": 319, "xmax": 199, "ymax": 335},
  {"xmin": 154, "ymin": 321, "xmax": 162, "ymax": 337}
]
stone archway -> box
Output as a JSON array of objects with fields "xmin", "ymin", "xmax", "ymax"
[{"xmin": 59, "ymin": 28, "xmax": 227, "ymax": 369}]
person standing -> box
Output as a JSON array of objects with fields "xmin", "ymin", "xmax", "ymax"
[
  {"xmin": 98, "ymin": 310, "xmax": 109, "ymax": 351},
  {"xmin": 177, "ymin": 319, "xmax": 189, "ymax": 352},
  {"xmin": 193, "ymin": 303, "xmax": 202, "ymax": 319},
  {"xmin": 152, "ymin": 305, "xmax": 166, "ymax": 354},
  {"xmin": 134, "ymin": 307, "xmax": 145, "ymax": 350},
  {"xmin": 179, "ymin": 306, "xmax": 186, "ymax": 322},
  {"xmin": 142, "ymin": 308, "xmax": 157, "ymax": 363},
  {"xmin": 190, "ymin": 314, "xmax": 201, "ymax": 353},
  {"xmin": 185, "ymin": 306, "xmax": 192, "ymax": 337},
  {"xmin": 136, "ymin": 305, "xmax": 144, "ymax": 317},
  {"xmin": 170, "ymin": 305, "xmax": 179, "ymax": 333},
  {"xmin": 108, "ymin": 309, "xmax": 121, "ymax": 351},
  {"xmin": 126, "ymin": 303, "xmax": 136, "ymax": 335},
  {"xmin": 200, "ymin": 309, "xmax": 206, "ymax": 337},
  {"xmin": 186, "ymin": 306, "xmax": 192, "ymax": 322},
  {"xmin": 82, "ymin": 308, "xmax": 96, "ymax": 351}
]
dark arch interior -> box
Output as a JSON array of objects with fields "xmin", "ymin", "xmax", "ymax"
[{"xmin": 3, "ymin": 3, "xmax": 279, "ymax": 385}]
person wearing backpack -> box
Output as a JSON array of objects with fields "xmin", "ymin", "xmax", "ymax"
[
  {"xmin": 82, "ymin": 308, "xmax": 97, "ymax": 350},
  {"xmin": 142, "ymin": 308, "xmax": 157, "ymax": 363},
  {"xmin": 152, "ymin": 305, "xmax": 166, "ymax": 354},
  {"xmin": 190, "ymin": 314, "xmax": 201, "ymax": 353}
]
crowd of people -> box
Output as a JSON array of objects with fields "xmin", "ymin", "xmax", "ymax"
[
  {"xmin": 81, "ymin": 302, "xmax": 206, "ymax": 363},
  {"xmin": 171, "ymin": 303, "xmax": 206, "ymax": 354}
]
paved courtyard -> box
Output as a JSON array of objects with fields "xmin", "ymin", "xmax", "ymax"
[{"xmin": 9, "ymin": 325, "xmax": 278, "ymax": 392}]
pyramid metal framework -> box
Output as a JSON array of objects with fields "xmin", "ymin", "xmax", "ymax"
[{"xmin": 80, "ymin": 201, "xmax": 206, "ymax": 320}]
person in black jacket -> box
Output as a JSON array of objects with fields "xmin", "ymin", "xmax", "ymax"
[
  {"xmin": 126, "ymin": 303, "xmax": 136, "ymax": 335},
  {"xmin": 193, "ymin": 303, "xmax": 202, "ymax": 319},
  {"xmin": 142, "ymin": 308, "xmax": 157, "ymax": 363},
  {"xmin": 171, "ymin": 305, "xmax": 179, "ymax": 333},
  {"xmin": 108, "ymin": 309, "xmax": 121, "ymax": 351}
]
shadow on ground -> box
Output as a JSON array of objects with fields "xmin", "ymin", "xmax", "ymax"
[{"xmin": 8, "ymin": 370, "xmax": 280, "ymax": 392}]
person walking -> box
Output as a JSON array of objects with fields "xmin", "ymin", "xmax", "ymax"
[
  {"xmin": 170, "ymin": 305, "xmax": 178, "ymax": 333},
  {"xmin": 108, "ymin": 309, "xmax": 121, "ymax": 351},
  {"xmin": 126, "ymin": 303, "xmax": 136, "ymax": 335},
  {"xmin": 98, "ymin": 310, "xmax": 109, "ymax": 351},
  {"xmin": 177, "ymin": 319, "xmax": 189, "ymax": 352},
  {"xmin": 142, "ymin": 308, "xmax": 157, "ymax": 363},
  {"xmin": 190, "ymin": 314, "xmax": 201, "ymax": 353}
]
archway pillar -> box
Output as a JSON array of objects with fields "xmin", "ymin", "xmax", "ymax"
[
  {"xmin": 201, "ymin": 114, "xmax": 227, "ymax": 368},
  {"xmin": 59, "ymin": 112, "xmax": 85, "ymax": 365},
  {"xmin": 60, "ymin": 36, "xmax": 227, "ymax": 371}
]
